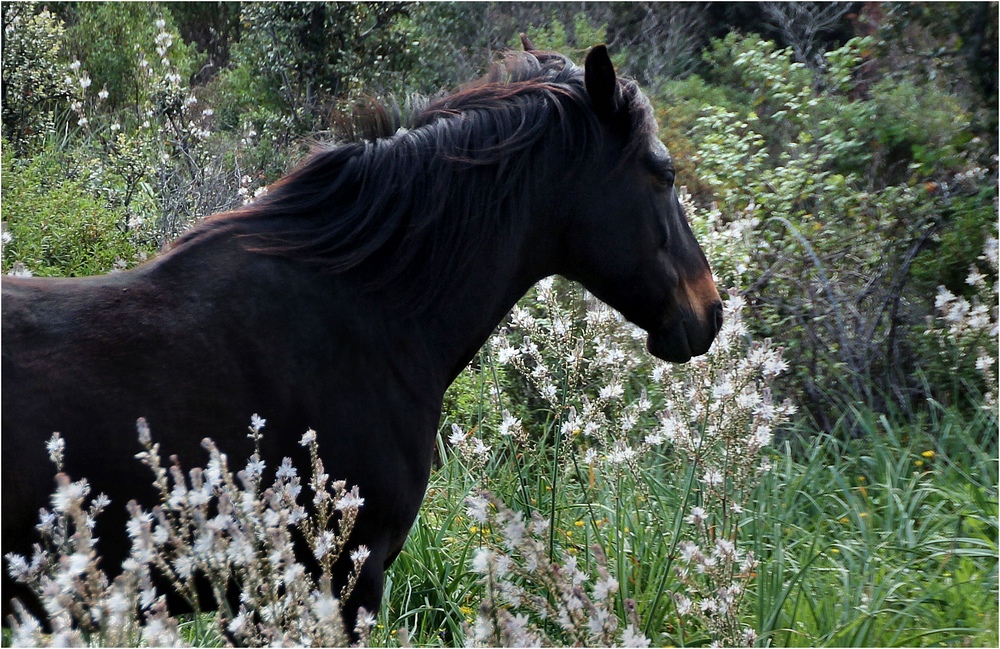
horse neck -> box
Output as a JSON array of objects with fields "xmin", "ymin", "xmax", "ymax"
[{"xmin": 419, "ymin": 205, "xmax": 557, "ymax": 385}]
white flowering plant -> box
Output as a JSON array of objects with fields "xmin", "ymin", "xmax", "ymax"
[
  {"xmin": 434, "ymin": 271, "xmax": 794, "ymax": 647},
  {"xmin": 5, "ymin": 417, "xmax": 370, "ymax": 647},
  {"xmin": 462, "ymin": 492, "xmax": 650, "ymax": 648},
  {"xmin": 923, "ymin": 233, "xmax": 999, "ymax": 410}
]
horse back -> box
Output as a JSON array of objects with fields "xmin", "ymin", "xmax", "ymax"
[{"xmin": 2, "ymin": 247, "xmax": 445, "ymax": 580}]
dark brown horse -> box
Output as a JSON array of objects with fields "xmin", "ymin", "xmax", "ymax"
[{"xmin": 2, "ymin": 45, "xmax": 722, "ymax": 626}]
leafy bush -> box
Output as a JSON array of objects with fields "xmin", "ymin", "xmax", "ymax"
[
  {"xmin": 1, "ymin": 4, "xmax": 71, "ymax": 152},
  {"xmin": 211, "ymin": 2, "xmax": 414, "ymax": 137},
  {"xmin": 63, "ymin": 3, "xmax": 197, "ymax": 111},
  {"xmin": 1, "ymin": 141, "xmax": 155, "ymax": 277},
  {"xmin": 683, "ymin": 33, "xmax": 997, "ymax": 421}
]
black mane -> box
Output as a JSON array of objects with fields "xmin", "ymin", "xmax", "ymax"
[{"xmin": 175, "ymin": 50, "xmax": 657, "ymax": 310}]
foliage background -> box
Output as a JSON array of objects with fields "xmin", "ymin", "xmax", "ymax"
[{"xmin": 2, "ymin": 2, "xmax": 997, "ymax": 647}]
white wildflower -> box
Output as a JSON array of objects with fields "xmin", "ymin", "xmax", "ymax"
[
  {"xmin": 299, "ymin": 429, "xmax": 317, "ymax": 446},
  {"xmin": 607, "ymin": 443, "xmax": 637, "ymax": 465},
  {"xmin": 501, "ymin": 513, "xmax": 526, "ymax": 549},
  {"xmin": 449, "ymin": 423, "xmax": 466, "ymax": 446},
  {"xmin": 752, "ymin": 423, "xmax": 773, "ymax": 447},
  {"xmin": 644, "ymin": 431, "xmax": 665, "ymax": 445},
  {"xmin": 46, "ymin": 433, "xmax": 65, "ymax": 467},
  {"xmin": 465, "ymin": 495, "xmax": 490, "ymax": 523},
  {"xmin": 599, "ymin": 381, "xmax": 624, "ymax": 400},
  {"xmin": 621, "ymin": 623, "xmax": 651, "ymax": 647},
  {"xmin": 275, "ymin": 457, "xmax": 296, "ymax": 480},
  {"xmin": 350, "ymin": 545, "xmax": 371, "ymax": 564},
  {"xmin": 336, "ymin": 487, "xmax": 365, "ymax": 511},
  {"xmin": 52, "ymin": 479, "xmax": 88, "ymax": 513},
  {"xmin": 678, "ymin": 540, "xmax": 701, "ymax": 563},
  {"xmin": 471, "ymin": 548, "xmax": 493, "ymax": 574},
  {"xmin": 470, "ymin": 437, "xmax": 491, "ymax": 456},
  {"xmin": 967, "ymin": 269, "xmax": 986, "ymax": 287},
  {"xmin": 499, "ymin": 409, "xmax": 521, "ymax": 436},
  {"xmin": 701, "ymin": 467, "xmax": 724, "ymax": 487},
  {"xmin": 593, "ymin": 575, "xmax": 619, "ymax": 600},
  {"xmin": 6, "ymin": 554, "xmax": 30, "ymax": 580},
  {"xmin": 685, "ymin": 506, "xmax": 708, "ymax": 526},
  {"xmin": 935, "ymin": 286, "xmax": 956, "ymax": 311},
  {"xmin": 714, "ymin": 537, "xmax": 736, "ymax": 559},
  {"xmin": 244, "ymin": 454, "xmax": 265, "ymax": 478}
]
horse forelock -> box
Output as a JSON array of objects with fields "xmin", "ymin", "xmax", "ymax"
[{"xmin": 179, "ymin": 50, "xmax": 656, "ymax": 311}]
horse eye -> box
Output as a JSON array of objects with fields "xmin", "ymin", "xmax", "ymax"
[{"xmin": 650, "ymin": 163, "xmax": 674, "ymax": 188}]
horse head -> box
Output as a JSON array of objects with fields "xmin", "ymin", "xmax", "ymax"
[{"xmin": 557, "ymin": 45, "xmax": 723, "ymax": 363}]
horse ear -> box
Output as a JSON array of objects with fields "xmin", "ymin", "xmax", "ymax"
[
  {"xmin": 520, "ymin": 33, "xmax": 536, "ymax": 52},
  {"xmin": 585, "ymin": 44, "xmax": 620, "ymax": 122}
]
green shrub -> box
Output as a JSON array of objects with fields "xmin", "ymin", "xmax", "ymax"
[
  {"xmin": 682, "ymin": 32, "xmax": 997, "ymax": 421},
  {"xmin": 1, "ymin": 140, "xmax": 156, "ymax": 277},
  {"xmin": 63, "ymin": 3, "xmax": 197, "ymax": 111},
  {"xmin": 211, "ymin": 2, "xmax": 414, "ymax": 137},
  {"xmin": 1, "ymin": 3, "xmax": 71, "ymax": 152}
]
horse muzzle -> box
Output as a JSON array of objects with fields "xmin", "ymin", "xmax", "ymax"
[{"xmin": 646, "ymin": 300, "xmax": 723, "ymax": 363}]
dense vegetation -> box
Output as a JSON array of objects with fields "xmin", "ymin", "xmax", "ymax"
[{"xmin": 3, "ymin": 2, "xmax": 996, "ymax": 647}]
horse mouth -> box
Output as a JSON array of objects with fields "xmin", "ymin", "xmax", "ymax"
[
  {"xmin": 646, "ymin": 309, "xmax": 720, "ymax": 363},
  {"xmin": 646, "ymin": 328, "xmax": 693, "ymax": 363}
]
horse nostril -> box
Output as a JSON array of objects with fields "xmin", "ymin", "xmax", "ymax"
[{"xmin": 711, "ymin": 301, "xmax": 724, "ymax": 336}]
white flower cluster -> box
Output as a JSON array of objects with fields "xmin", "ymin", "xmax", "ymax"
[
  {"xmin": 238, "ymin": 174, "xmax": 270, "ymax": 205},
  {"xmin": 926, "ymin": 234, "xmax": 999, "ymax": 409},
  {"xmin": 464, "ymin": 492, "xmax": 651, "ymax": 648},
  {"xmin": 655, "ymin": 292, "xmax": 793, "ymax": 646},
  {"xmin": 64, "ymin": 57, "xmax": 102, "ymax": 128},
  {"xmin": 490, "ymin": 277, "xmax": 651, "ymax": 473},
  {"xmin": 5, "ymin": 418, "xmax": 371, "ymax": 647},
  {"xmin": 485, "ymin": 276, "xmax": 792, "ymax": 646},
  {"xmin": 680, "ymin": 186, "xmax": 760, "ymax": 286}
]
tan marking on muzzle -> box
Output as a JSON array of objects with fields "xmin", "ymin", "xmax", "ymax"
[{"xmin": 683, "ymin": 270, "xmax": 722, "ymax": 322}]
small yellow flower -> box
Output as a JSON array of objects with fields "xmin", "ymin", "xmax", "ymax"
[
  {"xmin": 914, "ymin": 459, "xmax": 924, "ymax": 467},
  {"xmin": 839, "ymin": 517, "xmax": 849, "ymax": 524},
  {"xmin": 469, "ymin": 526, "xmax": 478, "ymax": 534},
  {"xmin": 859, "ymin": 512, "xmax": 868, "ymax": 518},
  {"xmin": 857, "ymin": 475, "xmax": 866, "ymax": 483},
  {"xmin": 831, "ymin": 548, "xmax": 840, "ymax": 554},
  {"xmin": 921, "ymin": 449, "xmax": 935, "ymax": 459},
  {"xmin": 574, "ymin": 520, "xmax": 585, "ymax": 527}
]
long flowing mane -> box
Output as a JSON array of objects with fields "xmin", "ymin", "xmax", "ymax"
[{"xmin": 174, "ymin": 50, "xmax": 657, "ymax": 310}]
